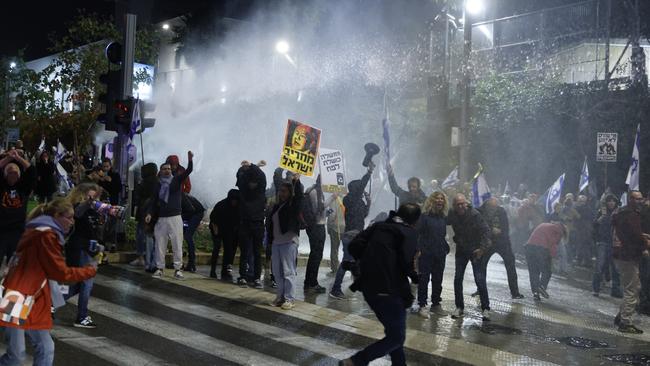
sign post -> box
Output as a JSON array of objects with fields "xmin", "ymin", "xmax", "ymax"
[{"xmin": 596, "ymin": 132, "xmax": 617, "ymax": 189}]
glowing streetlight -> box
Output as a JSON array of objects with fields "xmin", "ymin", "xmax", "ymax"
[
  {"xmin": 162, "ymin": 23, "xmax": 170, "ymax": 30},
  {"xmin": 9, "ymin": 62, "xmax": 16, "ymax": 69},
  {"xmin": 465, "ymin": 0, "xmax": 484, "ymax": 15},
  {"xmin": 275, "ymin": 40, "xmax": 290, "ymax": 55}
]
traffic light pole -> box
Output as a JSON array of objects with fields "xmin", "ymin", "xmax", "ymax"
[{"xmin": 459, "ymin": 6, "xmax": 472, "ymax": 183}]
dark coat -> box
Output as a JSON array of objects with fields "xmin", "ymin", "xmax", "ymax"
[
  {"xmin": 236, "ymin": 164, "xmax": 267, "ymax": 222},
  {"xmin": 612, "ymin": 206, "xmax": 646, "ymax": 261},
  {"xmin": 478, "ymin": 204, "xmax": 511, "ymax": 247},
  {"xmin": 66, "ymin": 202, "xmax": 102, "ymax": 267},
  {"xmin": 343, "ymin": 171, "xmax": 371, "ymax": 232},
  {"xmin": 447, "ymin": 206, "xmax": 492, "ymax": 256},
  {"xmin": 35, "ymin": 161, "xmax": 57, "ymax": 197},
  {"xmin": 154, "ymin": 160, "xmax": 193, "ymax": 218},
  {"xmin": 266, "ymin": 181, "xmax": 304, "ymax": 244},
  {"xmin": 388, "ymin": 173, "xmax": 426, "ymax": 206},
  {"xmin": 416, "ymin": 213, "xmax": 449, "ymax": 257},
  {"xmin": 209, "ymin": 189, "xmax": 240, "ymax": 238}
]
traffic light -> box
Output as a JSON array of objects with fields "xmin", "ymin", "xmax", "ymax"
[
  {"xmin": 97, "ymin": 42, "xmax": 123, "ymax": 132},
  {"xmin": 138, "ymin": 100, "xmax": 156, "ymax": 133},
  {"xmin": 114, "ymin": 97, "xmax": 134, "ymax": 126}
]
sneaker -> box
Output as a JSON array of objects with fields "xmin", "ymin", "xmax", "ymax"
[
  {"xmin": 418, "ymin": 307, "xmax": 431, "ymax": 319},
  {"xmin": 533, "ymin": 293, "xmax": 541, "ymax": 301},
  {"xmin": 329, "ymin": 290, "xmax": 346, "ymax": 300},
  {"xmin": 237, "ymin": 278, "xmax": 248, "ymax": 287},
  {"xmin": 280, "ymin": 300, "xmax": 295, "ymax": 310},
  {"xmin": 129, "ymin": 258, "xmax": 144, "ymax": 267},
  {"xmin": 538, "ymin": 287, "xmax": 549, "ymax": 299},
  {"xmin": 221, "ymin": 273, "xmax": 233, "ymax": 282},
  {"xmin": 482, "ymin": 309, "xmax": 492, "ymax": 321},
  {"xmin": 511, "ymin": 293, "xmax": 525, "ymax": 299},
  {"xmin": 305, "ymin": 284, "xmax": 327, "ymax": 294},
  {"xmin": 429, "ymin": 304, "xmax": 448, "ymax": 317},
  {"xmin": 74, "ymin": 316, "xmax": 97, "ymax": 329},
  {"xmin": 152, "ymin": 269, "xmax": 164, "ymax": 279},
  {"xmin": 270, "ymin": 279, "xmax": 278, "ymax": 288},
  {"xmin": 451, "ymin": 308, "xmax": 464, "ymax": 319},
  {"xmin": 269, "ymin": 297, "xmax": 284, "ymax": 307},
  {"xmin": 174, "ymin": 270, "xmax": 185, "ymax": 280},
  {"xmin": 618, "ymin": 324, "xmax": 644, "ymax": 334},
  {"xmin": 253, "ymin": 279, "xmax": 263, "ymax": 289}
]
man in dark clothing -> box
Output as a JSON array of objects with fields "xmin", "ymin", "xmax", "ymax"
[
  {"xmin": 166, "ymin": 155, "xmax": 192, "ymax": 193},
  {"xmin": 330, "ymin": 165, "xmax": 373, "ymax": 299},
  {"xmin": 303, "ymin": 175, "xmax": 327, "ymax": 293},
  {"xmin": 612, "ymin": 190, "xmax": 649, "ymax": 334},
  {"xmin": 182, "ymin": 193, "xmax": 205, "ymax": 273},
  {"xmin": 146, "ymin": 151, "xmax": 194, "ymax": 280},
  {"xmin": 592, "ymin": 195, "xmax": 622, "ymax": 298},
  {"xmin": 96, "ymin": 159, "xmax": 121, "ymax": 205},
  {"xmin": 210, "ymin": 189, "xmax": 240, "ymax": 280},
  {"xmin": 339, "ymin": 204, "xmax": 420, "ymax": 366},
  {"xmin": 386, "ymin": 163, "xmax": 426, "ymax": 207},
  {"xmin": 478, "ymin": 197, "xmax": 524, "ymax": 299},
  {"xmin": 575, "ymin": 195, "xmax": 594, "ymax": 267},
  {"xmin": 236, "ymin": 161, "xmax": 267, "ymax": 288},
  {"xmin": 132, "ymin": 163, "xmax": 158, "ymax": 271},
  {"xmin": 0, "ymin": 150, "xmax": 36, "ymax": 264},
  {"xmin": 447, "ymin": 193, "xmax": 492, "ymax": 321}
]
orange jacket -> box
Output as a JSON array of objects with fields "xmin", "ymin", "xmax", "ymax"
[{"xmin": 1, "ymin": 227, "xmax": 96, "ymax": 330}]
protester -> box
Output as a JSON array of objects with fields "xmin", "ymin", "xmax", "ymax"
[
  {"xmin": 303, "ymin": 174, "xmax": 327, "ymax": 293},
  {"xmin": 266, "ymin": 174, "xmax": 303, "ymax": 310},
  {"xmin": 94, "ymin": 158, "xmax": 121, "ymax": 205},
  {"xmin": 478, "ymin": 197, "xmax": 524, "ymax": 299},
  {"xmin": 326, "ymin": 192, "xmax": 345, "ymax": 274},
  {"xmin": 561, "ymin": 194, "xmax": 580, "ymax": 265},
  {"xmin": 574, "ymin": 194, "xmax": 594, "ymax": 267},
  {"xmin": 209, "ymin": 189, "xmax": 240, "ymax": 280},
  {"xmin": 339, "ymin": 204, "xmax": 420, "ymax": 366},
  {"xmin": 0, "ymin": 199, "xmax": 96, "ymax": 366},
  {"xmin": 132, "ymin": 163, "xmax": 158, "ymax": 271},
  {"xmin": 524, "ymin": 221, "xmax": 566, "ymax": 300},
  {"xmin": 386, "ymin": 163, "xmax": 426, "ymax": 206},
  {"xmin": 447, "ymin": 193, "xmax": 492, "ymax": 320},
  {"xmin": 415, "ymin": 191, "xmax": 450, "ymax": 318},
  {"xmin": 146, "ymin": 151, "xmax": 194, "ymax": 280},
  {"xmin": 612, "ymin": 190, "xmax": 649, "ymax": 334},
  {"xmin": 181, "ymin": 192, "xmax": 205, "ymax": 273},
  {"xmin": 34, "ymin": 151, "xmax": 57, "ymax": 204},
  {"xmin": 236, "ymin": 160, "xmax": 267, "ymax": 288},
  {"xmin": 0, "ymin": 149, "xmax": 36, "ymax": 265},
  {"xmin": 592, "ymin": 195, "xmax": 623, "ymax": 298},
  {"xmin": 330, "ymin": 164, "xmax": 373, "ymax": 299},
  {"xmin": 64, "ymin": 183, "xmax": 104, "ymax": 329},
  {"xmin": 165, "ymin": 154, "xmax": 192, "ymax": 193}
]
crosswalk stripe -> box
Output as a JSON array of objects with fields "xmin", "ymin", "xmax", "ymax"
[
  {"xmin": 52, "ymin": 327, "xmax": 175, "ymax": 366},
  {"xmin": 94, "ymin": 274, "xmax": 391, "ymax": 365},
  {"xmin": 67, "ymin": 296, "xmax": 297, "ymax": 366},
  {"xmin": 113, "ymin": 266, "xmax": 559, "ymax": 366}
]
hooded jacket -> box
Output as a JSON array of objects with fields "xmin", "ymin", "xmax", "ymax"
[
  {"xmin": 0, "ymin": 216, "xmax": 96, "ymax": 330},
  {"xmin": 166, "ymin": 155, "xmax": 192, "ymax": 193},
  {"xmin": 210, "ymin": 189, "xmax": 240, "ymax": 237},
  {"xmin": 135, "ymin": 163, "xmax": 158, "ymax": 222},
  {"xmin": 447, "ymin": 206, "xmax": 492, "ymax": 256},
  {"xmin": 236, "ymin": 164, "xmax": 267, "ymax": 222},
  {"xmin": 343, "ymin": 171, "xmax": 371, "ymax": 232}
]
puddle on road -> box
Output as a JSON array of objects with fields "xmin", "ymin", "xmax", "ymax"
[
  {"xmin": 602, "ymin": 354, "xmax": 650, "ymax": 366},
  {"xmin": 546, "ymin": 336, "xmax": 610, "ymax": 349},
  {"xmin": 466, "ymin": 323, "xmax": 523, "ymax": 335}
]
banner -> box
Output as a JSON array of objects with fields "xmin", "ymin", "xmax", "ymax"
[
  {"xmin": 279, "ymin": 119, "xmax": 321, "ymax": 177},
  {"xmin": 319, "ymin": 148, "xmax": 346, "ymax": 193},
  {"xmin": 596, "ymin": 132, "xmax": 617, "ymax": 162}
]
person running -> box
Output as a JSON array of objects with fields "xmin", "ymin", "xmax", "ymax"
[
  {"xmin": 0, "ymin": 199, "xmax": 96, "ymax": 366},
  {"xmin": 415, "ymin": 191, "xmax": 450, "ymax": 318},
  {"xmin": 524, "ymin": 221, "xmax": 567, "ymax": 300},
  {"xmin": 592, "ymin": 195, "xmax": 623, "ymax": 298},
  {"xmin": 447, "ymin": 193, "xmax": 493, "ymax": 321},
  {"xmin": 339, "ymin": 204, "xmax": 421, "ymax": 366},
  {"xmin": 181, "ymin": 193, "xmax": 205, "ymax": 273},
  {"xmin": 146, "ymin": 151, "xmax": 194, "ymax": 280},
  {"xmin": 267, "ymin": 174, "xmax": 303, "ymax": 310},
  {"xmin": 209, "ymin": 189, "xmax": 240, "ymax": 280}
]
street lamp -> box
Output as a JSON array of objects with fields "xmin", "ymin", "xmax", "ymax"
[
  {"xmin": 9, "ymin": 62, "xmax": 16, "ymax": 69},
  {"xmin": 465, "ymin": 0, "xmax": 484, "ymax": 15},
  {"xmin": 161, "ymin": 23, "xmax": 170, "ymax": 31},
  {"xmin": 275, "ymin": 40, "xmax": 290, "ymax": 54}
]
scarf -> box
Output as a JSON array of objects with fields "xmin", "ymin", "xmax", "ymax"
[{"xmin": 159, "ymin": 176, "xmax": 173, "ymax": 203}]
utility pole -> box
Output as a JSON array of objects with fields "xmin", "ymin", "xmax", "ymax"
[{"xmin": 459, "ymin": 3, "xmax": 473, "ymax": 182}]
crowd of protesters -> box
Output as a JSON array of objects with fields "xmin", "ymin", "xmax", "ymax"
[{"xmin": 1, "ymin": 138, "xmax": 650, "ymax": 366}]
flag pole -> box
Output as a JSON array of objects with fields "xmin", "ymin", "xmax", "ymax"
[{"xmin": 139, "ymin": 132, "xmax": 145, "ymax": 166}]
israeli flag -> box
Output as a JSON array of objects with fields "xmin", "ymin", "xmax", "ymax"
[
  {"xmin": 620, "ymin": 192, "xmax": 628, "ymax": 207},
  {"xmin": 579, "ymin": 157, "xmax": 589, "ymax": 193},
  {"xmin": 543, "ymin": 173, "xmax": 565, "ymax": 214},
  {"xmin": 625, "ymin": 124, "xmax": 640, "ymax": 191},
  {"xmin": 38, "ymin": 138, "xmax": 45, "ymax": 152},
  {"xmin": 441, "ymin": 166, "xmax": 459, "ymax": 189},
  {"xmin": 55, "ymin": 140, "xmax": 66, "ymax": 163},
  {"xmin": 472, "ymin": 171, "xmax": 491, "ymax": 207}
]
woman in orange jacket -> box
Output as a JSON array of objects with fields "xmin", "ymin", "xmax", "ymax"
[{"xmin": 0, "ymin": 198, "xmax": 97, "ymax": 366}]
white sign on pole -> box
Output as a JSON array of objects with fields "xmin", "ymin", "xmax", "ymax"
[
  {"xmin": 596, "ymin": 132, "xmax": 617, "ymax": 162},
  {"xmin": 451, "ymin": 127, "xmax": 460, "ymax": 147},
  {"xmin": 319, "ymin": 148, "xmax": 347, "ymax": 193}
]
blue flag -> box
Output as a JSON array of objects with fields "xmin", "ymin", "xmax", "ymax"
[
  {"xmin": 625, "ymin": 124, "xmax": 640, "ymax": 191},
  {"xmin": 542, "ymin": 173, "xmax": 565, "ymax": 214},
  {"xmin": 472, "ymin": 171, "xmax": 491, "ymax": 207},
  {"xmin": 442, "ymin": 166, "xmax": 459, "ymax": 189},
  {"xmin": 579, "ymin": 157, "xmax": 589, "ymax": 193}
]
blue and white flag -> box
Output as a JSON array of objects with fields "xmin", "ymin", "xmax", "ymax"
[
  {"xmin": 542, "ymin": 173, "xmax": 565, "ymax": 214},
  {"xmin": 503, "ymin": 180, "xmax": 511, "ymax": 195},
  {"xmin": 472, "ymin": 171, "xmax": 491, "ymax": 207},
  {"xmin": 579, "ymin": 157, "xmax": 589, "ymax": 193},
  {"xmin": 129, "ymin": 98, "xmax": 141, "ymax": 141},
  {"xmin": 620, "ymin": 192, "xmax": 628, "ymax": 207},
  {"xmin": 441, "ymin": 166, "xmax": 459, "ymax": 189},
  {"xmin": 55, "ymin": 140, "xmax": 66, "ymax": 163},
  {"xmin": 625, "ymin": 124, "xmax": 640, "ymax": 191},
  {"xmin": 38, "ymin": 138, "xmax": 45, "ymax": 152}
]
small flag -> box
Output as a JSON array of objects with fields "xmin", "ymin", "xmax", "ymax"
[
  {"xmin": 620, "ymin": 191, "xmax": 628, "ymax": 207},
  {"xmin": 55, "ymin": 140, "xmax": 66, "ymax": 163},
  {"xmin": 625, "ymin": 124, "xmax": 640, "ymax": 191},
  {"xmin": 38, "ymin": 138, "xmax": 45, "ymax": 151},
  {"xmin": 579, "ymin": 157, "xmax": 589, "ymax": 193},
  {"xmin": 472, "ymin": 170, "xmax": 491, "ymax": 207},
  {"xmin": 541, "ymin": 173, "xmax": 565, "ymax": 214},
  {"xmin": 503, "ymin": 180, "xmax": 511, "ymax": 195},
  {"xmin": 129, "ymin": 98, "xmax": 141, "ymax": 141},
  {"xmin": 441, "ymin": 166, "xmax": 459, "ymax": 189}
]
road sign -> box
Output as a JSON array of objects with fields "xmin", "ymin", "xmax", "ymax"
[{"xmin": 596, "ymin": 132, "xmax": 617, "ymax": 162}]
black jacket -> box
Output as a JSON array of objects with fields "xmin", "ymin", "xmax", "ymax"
[
  {"xmin": 210, "ymin": 189, "xmax": 240, "ymax": 237},
  {"xmin": 135, "ymin": 163, "xmax": 158, "ymax": 222},
  {"xmin": 66, "ymin": 202, "xmax": 101, "ymax": 267},
  {"xmin": 447, "ymin": 206, "xmax": 492, "ymax": 256},
  {"xmin": 236, "ymin": 164, "xmax": 267, "ymax": 222},
  {"xmin": 478, "ymin": 204, "xmax": 511, "ymax": 247},
  {"xmin": 593, "ymin": 208, "xmax": 615, "ymax": 245},
  {"xmin": 35, "ymin": 161, "xmax": 57, "ymax": 197},
  {"xmin": 99, "ymin": 170, "xmax": 122, "ymax": 205},
  {"xmin": 181, "ymin": 193, "xmax": 205, "ymax": 221},
  {"xmin": 416, "ymin": 213, "xmax": 449, "ymax": 257},
  {"xmin": 0, "ymin": 165, "xmax": 36, "ymax": 231},
  {"xmin": 266, "ymin": 180, "xmax": 304, "ymax": 244},
  {"xmin": 388, "ymin": 173, "xmax": 426, "ymax": 206},
  {"xmin": 343, "ymin": 171, "xmax": 371, "ymax": 232},
  {"xmin": 154, "ymin": 160, "xmax": 193, "ymax": 218},
  {"xmin": 349, "ymin": 213, "xmax": 418, "ymax": 307}
]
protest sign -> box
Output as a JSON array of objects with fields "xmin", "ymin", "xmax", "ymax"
[
  {"xmin": 279, "ymin": 119, "xmax": 321, "ymax": 177},
  {"xmin": 319, "ymin": 148, "xmax": 346, "ymax": 193}
]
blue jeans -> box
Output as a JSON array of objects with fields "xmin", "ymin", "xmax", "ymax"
[
  {"xmin": 64, "ymin": 278, "xmax": 94, "ymax": 321},
  {"xmin": 136, "ymin": 223, "xmax": 155, "ymax": 269},
  {"xmin": 183, "ymin": 214, "xmax": 202, "ymax": 266},
  {"xmin": 351, "ymin": 294, "xmax": 406, "ymax": 366},
  {"xmin": 272, "ymin": 241, "xmax": 299, "ymax": 301},
  {"xmin": 418, "ymin": 254, "xmax": 446, "ymax": 306},
  {"xmin": 454, "ymin": 253, "xmax": 490, "ymax": 311},
  {"xmin": 332, "ymin": 234, "xmax": 354, "ymax": 293},
  {"xmin": 592, "ymin": 242, "xmax": 621, "ymax": 294},
  {"xmin": 0, "ymin": 328, "xmax": 54, "ymax": 366}
]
